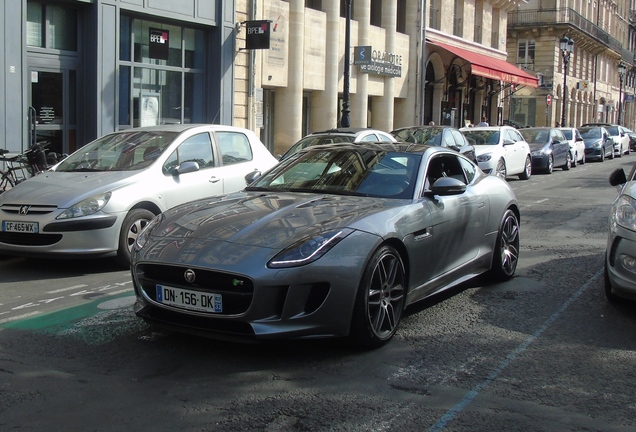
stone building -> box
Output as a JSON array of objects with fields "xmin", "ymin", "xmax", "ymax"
[
  {"xmin": 506, "ymin": 0, "xmax": 636, "ymax": 129},
  {"xmin": 235, "ymin": 0, "xmax": 534, "ymax": 156}
]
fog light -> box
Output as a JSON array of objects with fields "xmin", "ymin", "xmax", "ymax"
[{"xmin": 620, "ymin": 254, "xmax": 636, "ymax": 272}]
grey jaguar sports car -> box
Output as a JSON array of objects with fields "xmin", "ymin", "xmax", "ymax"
[{"xmin": 131, "ymin": 142, "xmax": 520, "ymax": 347}]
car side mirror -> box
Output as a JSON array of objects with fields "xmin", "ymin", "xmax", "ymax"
[
  {"xmin": 429, "ymin": 176, "xmax": 466, "ymax": 196},
  {"xmin": 173, "ymin": 161, "xmax": 200, "ymax": 176},
  {"xmin": 503, "ymin": 139, "xmax": 515, "ymax": 145},
  {"xmin": 609, "ymin": 168, "xmax": 627, "ymax": 186},
  {"xmin": 245, "ymin": 170, "xmax": 262, "ymax": 185}
]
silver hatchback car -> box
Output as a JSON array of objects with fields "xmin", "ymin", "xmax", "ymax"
[
  {"xmin": 0, "ymin": 124, "xmax": 278, "ymax": 265},
  {"xmin": 606, "ymin": 165, "xmax": 636, "ymax": 301}
]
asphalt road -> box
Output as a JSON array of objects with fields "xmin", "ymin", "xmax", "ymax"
[{"xmin": 1, "ymin": 155, "xmax": 635, "ymax": 431}]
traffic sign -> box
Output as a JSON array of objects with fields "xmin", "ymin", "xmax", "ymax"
[{"xmin": 546, "ymin": 94, "xmax": 552, "ymax": 106}]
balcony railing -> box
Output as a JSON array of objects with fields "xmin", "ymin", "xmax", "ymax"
[{"xmin": 508, "ymin": 8, "xmax": 634, "ymax": 65}]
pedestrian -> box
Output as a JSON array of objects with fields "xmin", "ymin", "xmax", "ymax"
[
  {"xmin": 477, "ymin": 116, "xmax": 489, "ymax": 126},
  {"xmin": 555, "ymin": 121, "xmax": 560, "ymax": 127},
  {"xmin": 428, "ymin": 121, "xmax": 435, "ymax": 126}
]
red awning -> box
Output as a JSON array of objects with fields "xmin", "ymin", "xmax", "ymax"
[{"xmin": 429, "ymin": 40, "xmax": 539, "ymax": 88}]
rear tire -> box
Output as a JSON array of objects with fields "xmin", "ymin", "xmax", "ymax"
[
  {"xmin": 489, "ymin": 209, "xmax": 519, "ymax": 281},
  {"xmin": 117, "ymin": 208, "xmax": 156, "ymax": 268},
  {"xmin": 562, "ymin": 152, "xmax": 571, "ymax": 170},
  {"xmin": 350, "ymin": 245, "xmax": 406, "ymax": 348},
  {"xmin": 518, "ymin": 156, "xmax": 531, "ymax": 180}
]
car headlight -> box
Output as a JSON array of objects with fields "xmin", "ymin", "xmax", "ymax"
[
  {"xmin": 268, "ymin": 228, "xmax": 354, "ymax": 268},
  {"xmin": 57, "ymin": 192, "xmax": 112, "ymax": 219},
  {"xmin": 612, "ymin": 194, "xmax": 636, "ymax": 231},
  {"xmin": 476, "ymin": 154, "xmax": 492, "ymax": 162},
  {"xmin": 134, "ymin": 214, "xmax": 162, "ymax": 251},
  {"xmin": 593, "ymin": 141, "xmax": 602, "ymax": 148}
]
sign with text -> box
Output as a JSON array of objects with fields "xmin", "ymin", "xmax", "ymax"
[
  {"xmin": 149, "ymin": 28, "xmax": 169, "ymax": 60},
  {"xmin": 246, "ymin": 20, "xmax": 272, "ymax": 50},
  {"xmin": 354, "ymin": 46, "xmax": 402, "ymax": 77}
]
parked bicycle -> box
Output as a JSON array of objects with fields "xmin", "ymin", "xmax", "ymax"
[{"xmin": 0, "ymin": 142, "xmax": 63, "ymax": 193}]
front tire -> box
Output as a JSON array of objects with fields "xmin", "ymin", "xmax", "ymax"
[
  {"xmin": 545, "ymin": 155, "xmax": 554, "ymax": 174},
  {"xmin": 117, "ymin": 208, "xmax": 156, "ymax": 267},
  {"xmin": 489, "ymin": 209, "xmax": 520, "ymax": 281},
  {"xmin": 495, "ymin": 158, "xmax": 507, "ymax": 180},
  {"xmin": 518, "ymin": 156, "xmax": 531, "ymax": 180},
  {"xmin": 350, "ymin": 245, "xmax": 406, "ymax": 348},
  {"xmin": 604, "ymin": 260, "xmax": 621, "ymax": 302},
  {"xmin": 562, "ymin": 151, "xmax": 571, "ymax": 170}
]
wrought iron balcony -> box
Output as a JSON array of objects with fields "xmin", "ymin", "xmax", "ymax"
[{"xmin": 508, "ymin": 8, "xmax": 633, "ymax": 65}]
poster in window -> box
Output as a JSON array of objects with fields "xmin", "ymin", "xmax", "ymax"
[
  {"xmin": 149, "ymin": 28, "xmax": 169, "ymax": 60},
  {"xmin": 140, "ymin": 95, "xmax": 159, "ymax": 127}
]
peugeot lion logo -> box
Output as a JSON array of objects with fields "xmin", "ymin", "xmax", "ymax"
[
  {"xmin": 19, "ymin": 205, "xmax": 31, "ymax": 215},
  {"xmin": 184, "ymin": 269, "xmax": 196, "ymax": 283}
]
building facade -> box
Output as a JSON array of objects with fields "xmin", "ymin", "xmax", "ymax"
[
  {"xmin": 506, "ymin": 0, "xmax": 636, "ymax": 129},
  {"xmin": 235, "ymin": 0, "xmax": 533, "ymax": 156},
  {"xmin": 0, "ymin": 0, "xmax": 237, "ymax": 156}
]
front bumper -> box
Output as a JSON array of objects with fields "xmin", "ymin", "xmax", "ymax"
[
  {"xmin": 531, "ymin": 154, "xmax": 550, "ymax": 170},
  {"xmin": 606, "ymin": 223, "xmax": 636, "ymax": 300}
]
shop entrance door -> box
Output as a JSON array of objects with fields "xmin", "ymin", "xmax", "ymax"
[{"xmin": 28, "ymin": 67, "xmax": 77, "ymax": 156}]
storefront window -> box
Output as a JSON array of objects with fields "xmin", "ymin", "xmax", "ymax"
[{"xmin": 119, "ymin": 17, "xmax": 206, "ymax": 128}]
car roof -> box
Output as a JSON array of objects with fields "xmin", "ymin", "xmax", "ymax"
[
  {"xmin": 309, "ymin": 127, "xmax": 386, "ymax": 136},
  {"xmin": 109, "ymin": 124, "xmax": 252, "ymax": 134},
  {"xmin": 296, "ymin": 141, "xmax": 462, "ymax": 156}
]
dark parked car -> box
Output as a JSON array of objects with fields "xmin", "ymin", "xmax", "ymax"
[
  {"xmin": 132, "ymin": 143, "xmax": 519, "ymax": 347},
  {"xmin": 391, "ymin": 125, "xmax": 477, "ymax": 162},
  {"xmin": 519, "ymin": 127, "xmax": 571, "ymax": 173},
  {"xmin": 578, "ymin": 126, "xmax": 614, "ymax": 162}
]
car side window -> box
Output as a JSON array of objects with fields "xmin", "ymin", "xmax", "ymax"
[
  {"xmin": 162, "ymin": 132, "xmax": 214, "ymax": 175},
  {"xmin": 360, "ymin": 134, "xmax": 379, "ymax": 142},
  {"xmin": 459, "ymin": 157, "xmax": 476, "ymax": 184},
  {"xmin": 451, "ymin": 130, "xmax": 466, "ymax": 147},
  {"xmin": 216, "ymin": 132, "xmax": 254, "ymax": 166},
  {"xmin": 443, "ymin": 131, "xmax": 456, "ymax": 148},
  {"xmin": 378, "ymin": 133, "xmax": 394, "ymax": 142},
  {"xmin": 424, "ymin": 154, "xmax": 466, "ymax": 192}
]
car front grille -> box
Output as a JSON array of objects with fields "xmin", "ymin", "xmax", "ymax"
[
  {"xmin": 135, "ymin": 263, "xmax": 256, "ymax": 315},
  {"xmin": 1, "ymin": 204, "xmax": 58, "ymax": 215}
]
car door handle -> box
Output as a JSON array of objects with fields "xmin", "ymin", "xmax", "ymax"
[{"xmin": 209, "ymin": 176, "xmax": 220, "ymax": 183}]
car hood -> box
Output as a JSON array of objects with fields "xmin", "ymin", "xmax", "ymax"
[
  {"xmin": 148, "ymin": 192, "xmax": 398, "ymax": 250},
  {"xmin": 473, "ymin": 145, "xmax": 501, "ymax": 156},
  {"xmin": 528, "ymin": 142, "xmax": 548, "ymax": 151},
  {"xmin": 583, "ymin": 138, "xmax": 602, "ymax": 147},
  {"xmin": 0, "ymin": 170, "xmax": 143, "ymax": 207}
]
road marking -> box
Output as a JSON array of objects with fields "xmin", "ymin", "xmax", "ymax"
[
  {"xmin": 428, "ymin": 268, "xmax": 602, "ymax": 431},
  {"xmin": 47, "ymin": 284, "xmax": 89, "ymax": 294}
]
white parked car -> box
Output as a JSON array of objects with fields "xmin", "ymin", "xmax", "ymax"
[
  {"xmin": 460, "ymin": 126, "xmax": 532, "ymax": 180},
  {"xmin": 0, "ymin": 124, "xmax": 279, "ymax": 265},
  {"xmin": 582, "ymin": 123, "xmax": 630, "ymax": 157},
  {"xmin": 558, "ymin": 127, "xmax": 586, "ymax": 167}
]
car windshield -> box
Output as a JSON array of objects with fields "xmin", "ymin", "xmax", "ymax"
[
  {"xmin": 248, "ymin": 148, "xmax": 421, "ymax": 199},
  {"xmin": 519, "ymin": 129, "xmax": 549, "ymax": 144},
  {"xmin": 579, "ymin": 128, "xmax": 601, "ymax": 139},
  {"xmin": 56, "ymin": 131, "xmax": 178, "ymax": 172},
  {"xmin": 462, "ymin": 130, "xmax": 500, "ymax": 145},
  {"xmin": 392, "ymin": 128, "xmax": 443, "ymax": 145}
]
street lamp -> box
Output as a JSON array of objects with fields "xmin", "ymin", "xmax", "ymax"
[
  {"xmin": 559, "ymin": 35, "xmax": 574, "ymax": 127},
  {"xmin": 340, "ymin": 0, "xmax": 351, "ymax": 128},
  {"xmin": 618, "ymin": 63, "xmax": 627, "ymax": 125}
]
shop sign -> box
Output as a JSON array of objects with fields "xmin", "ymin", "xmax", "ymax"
[
  {"xmin": 149, "ymin": 28, "xmax": 169, "ymax": 60},
  {"xmin": 245, "ymin": 20, "xmax": 272, "ymax": 50},
  {"xmin": 354, "ymin": 46, "xmax": 402, "ymax": 77}
]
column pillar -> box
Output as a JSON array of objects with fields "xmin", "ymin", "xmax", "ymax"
[
  {"xmin": 274, "ymin": 0, "xmax": 304, "ymax": 155},
  {"xmin": 311, "ymin": 0, "xmax": 340, "ymax": 131},
  {"xmin": 371, "ymin": 0, "xmax": 396, "ymax": 132}
]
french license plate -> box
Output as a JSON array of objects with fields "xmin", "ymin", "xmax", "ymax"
[
  {"xmin": 156, "ymin": 284, "xmax": 222, "ymax": 313},
  {"xmin": 2, "ymin": 220, "xmax": 39, "ymax": 233}
]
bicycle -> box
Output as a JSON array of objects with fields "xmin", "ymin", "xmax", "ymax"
[{"xmin": 0, "ymin": 142, "xmax": 60, "ymax": 193}]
